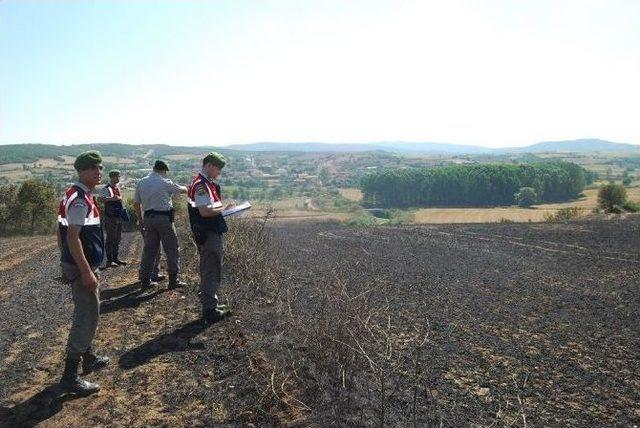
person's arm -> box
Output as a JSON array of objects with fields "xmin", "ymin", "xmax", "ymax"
[
  {"xmin": 133, "ymin": 185, "xmax": 144, "ymax": 230},
  {"xmin": 134, "ymin": 201, "xmax": 144, "ymax": 230},
  {"xmin": 197, "ymin": 203, "xmax": 235, "ymax": 218},
  {"xmin": 166, "ymin": 179, "xmax": 188, "ymax": 194},
  {"xmin": 67, "ymin": 225, "xmax": 98, "ymax": 291},
  {"xmin": 56, "ymin": 227, "xmax": 62, "ymax": 252},
  {"xmin": 193, "ymin": 183, "xmax": 234, "ymax": 217}
]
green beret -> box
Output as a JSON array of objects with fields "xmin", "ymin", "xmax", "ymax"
[
  {"xmin": 203, "ymin": 152, "xmax": 227, "ymax": 168},
  {"xmin": 109, "ymin": 170, "xmax": 121, "ymax": 177},
  {"xmin": 74, "ymin": 151, "xmax": 103, "ymax": 171}
]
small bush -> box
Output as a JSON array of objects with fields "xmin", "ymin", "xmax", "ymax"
[
  {"xmin": 544, "ymin": 207, "xmax": 581, "ymax": 222},
  {"xmin": 609, "ymin": 205, "xmax": 624, "ymax": 214},
  {"xmin": 514, "ymin": 187, "xmax": 538, "ymax": 207},
  {"xmin": 598, "ymin": 183, "xmax": 627, "ymax": 212},
  {"xmin": 622, "ymin": 200, "xmax": 640, "ymax": 213},
  {"xmin": 347, "ymin": 215, "xmax": 382, "ymax": 227}
]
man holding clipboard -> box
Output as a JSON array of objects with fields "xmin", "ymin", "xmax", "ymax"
[{"xmin": 187, "ymin": 152, "xmax": 239, "ymax": 324}]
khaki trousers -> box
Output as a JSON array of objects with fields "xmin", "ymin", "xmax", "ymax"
[{"xmin": 63, "ymin": 263, "xmax": 100, "ymax": 359}]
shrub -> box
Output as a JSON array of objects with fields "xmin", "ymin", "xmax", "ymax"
[
  {"xmin": 598, "ymin": 183, "xmax": 627, "ymax": 213},
  {"xmin": 544, "ymin": 207, "xmax": 581, "ymax": 222},
  {"xmin": 622, "ymin": 200, "xmax": 640, "ymax": 213},
  {"xmin": 514, "ymin": 187, "xmax": 538, "ymax": 207},
  {"xmin": 347, "ymin": 215, "xmax": 383, "ymax": 227}
]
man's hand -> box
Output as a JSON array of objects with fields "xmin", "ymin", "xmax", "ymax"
[
  {"xmin": 137, "ymin": 219, "xmax": 145, "ymax": 233},
  {"xmin": 81, "ymin": 270, "xmax": 99, "ymax": 292}
]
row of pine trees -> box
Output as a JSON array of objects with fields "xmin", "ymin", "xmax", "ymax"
[{"xmin": 360, "ymin": 161, "xmax": 587, "ymax": 208}]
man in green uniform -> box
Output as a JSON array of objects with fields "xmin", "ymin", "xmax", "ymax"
[
  {"xmin": 187, "ymin": 152, "xmax": 234, "ymax": 324},
  {"xmin": 98, "ymin": 170, "xmax": 126, "ymax": 268},
  {"xmin": 56, "ymin": 151, "xmax": 110, "ymax": 394}
]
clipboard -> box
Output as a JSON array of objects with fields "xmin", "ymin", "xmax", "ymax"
[{"xmin": 222, "ymin": 201, "xmax": 252, "ymax": 217}]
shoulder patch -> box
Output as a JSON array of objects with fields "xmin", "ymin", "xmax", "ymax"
[{"xmin": 195, "ymin": 184, "xmax": 209, "ymax": 196}]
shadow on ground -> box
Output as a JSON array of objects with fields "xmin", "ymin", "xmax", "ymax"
[
  {"xmin": 0, "ymin": 385, "xmax": 91, "ymax": 428},
  {"xmin": 100, "ymin": 282, "xmax": 167, "ymax": 314},
  {"xmin": 118, "ymin": 320, "xmax": 207, "ymax": 370}
]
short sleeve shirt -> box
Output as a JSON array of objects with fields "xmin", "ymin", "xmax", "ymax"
[
  {"xmin": 67, "ymin": 183, "xmax": 92, "ymax": 225},
  {"xmin": 134, "ymin": 172, "xmax": 184, "ymax": 211},
  {"xmin": 194, "ymin": 182, "xmax": 214, "ymax": 207}
]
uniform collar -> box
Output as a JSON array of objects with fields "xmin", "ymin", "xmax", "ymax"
[
  {"xmin": 74, "ymin": 181, "xmax": 92, "ymax": 193},
  {"xmin": 200, "ymin": 169, "xmax": 213, "ymax": 182}
]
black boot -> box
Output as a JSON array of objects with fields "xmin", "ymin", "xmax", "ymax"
[
  {"xmin": 82, "ymin": 350, "xmax": 110, "ymax": 374},
  {"xmin": 60, "ymin": 358, "xmax": 100, "ymax": 395},
  {"xmin": 202, "ymin": 307, "xmax": 231, "ymax": 325},
  {"xmin": 114, "ymin": 245, "xmax": 127, "ymax": 265},
  {"xmin": 168, "ymin": 274, "xmax": 187, "ymax": 290},
  {"xmin": 140, "ymin": 278, "xmax": 158, "ymax": 289},
  {"xmin": 151, "ymin": 273, "xmax": 166, "ymax": 281}
]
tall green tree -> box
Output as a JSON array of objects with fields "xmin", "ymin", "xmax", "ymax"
[{"xmin": 15, "ymin": 179, "xmax": 58, "ymax": 235}]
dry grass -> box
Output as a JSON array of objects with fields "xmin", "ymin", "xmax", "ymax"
[
  {"xmin": 34, "ymin": 158, "xmax": 59, "ymax": 168},
  {"xmin": 339, "ymin": 187, "xmax": 364, "ymax": 202},
  {"xmin": 412, "ymin": 187, "xmax": 640, "ymax": 224},
  {"xmin": 413, "ymin": 208, "xmax": 549, "ymax": 223},
  {"xmin": 0, "ymin": 163, "xmax": 25, "ymax": 172},
  {"xmin": 164, "ymin": 154, "xmax": 199, "ymax": 160},
  {"xmin": 0, "ymin": 170, "xmax": 32, "ymax": 181}
]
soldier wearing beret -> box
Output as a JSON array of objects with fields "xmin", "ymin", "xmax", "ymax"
[
  {"xmin": 98, "ymin": 170, "xmax": 126, "ymax": 268},
  {"xmin": 134, "ymin": 160, "xmax": 188, "ymax": 289},
  {"xmin": 187, "ymin": 152, "xmax": 235, "ymax": 324},
  {"xmin": 56, "ymin": 151, "xmax": 110, "ymax": 394}
]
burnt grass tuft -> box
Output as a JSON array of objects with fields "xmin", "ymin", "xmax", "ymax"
[{"xmin": 0, "ymin": 214, "xmax": 639, "ymax": 426}]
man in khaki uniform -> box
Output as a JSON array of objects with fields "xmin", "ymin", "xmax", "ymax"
[
  {"xmin": 134, "ymin": 160, "xmax": 188, "ymax": 289},
  {"xmin": 56, "ymin": 151, "xmax": 110, "ymax": 394}
]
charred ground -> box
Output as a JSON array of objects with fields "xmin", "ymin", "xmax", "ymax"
[{"xmin": 0, "ymin": 217, "xmax": 638, "ymax": 427}]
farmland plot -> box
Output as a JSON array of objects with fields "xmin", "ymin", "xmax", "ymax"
[{"xmin": 0, "ymin": 217, "xmax": 638, "ymax": 426}]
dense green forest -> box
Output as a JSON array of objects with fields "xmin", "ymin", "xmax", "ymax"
[{"xmin": 360, "ymin": 161, "xmax": 588, "ymax": 207}]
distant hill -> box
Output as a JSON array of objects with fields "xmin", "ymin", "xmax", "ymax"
[
  {"xmin": 1, "ymin": 138, "xmax": 638, "ymax": 164},
  {"xmin": 226, "ymin": 139, "xmax": 640, "ymax": 155},
  {"xmin": 506, "ymin": 139, "xmax": 640, "ymax": 153},
  {"xmin": 224, "ymin": 141, "xmax": 490, "ymax": 154},
  {"xmin": 0, "ymin": 143, "xmax": 232, "ymax": 164}
]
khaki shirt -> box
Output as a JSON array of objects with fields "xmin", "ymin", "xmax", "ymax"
[{"xmin": 134, "ymin": 172, "xmax": 183, "ymax": 211}]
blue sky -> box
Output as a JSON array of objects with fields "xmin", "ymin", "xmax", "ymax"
[{"xmin": 1, "ymin": 0, "xmax": 639, "ymax": 147}]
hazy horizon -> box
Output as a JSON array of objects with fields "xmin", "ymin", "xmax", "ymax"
[
  {"xmin": 1, "ymin": 137, "xmax": 639, "ymax": 150},
  {"xmin": 2, "ymin": 1, "xmax": 639, "ymax": 148}
]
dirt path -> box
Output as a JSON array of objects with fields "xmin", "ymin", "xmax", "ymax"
[{"xmin": 0, "ymin": 231, "xmax": 268, "ymax": 427}]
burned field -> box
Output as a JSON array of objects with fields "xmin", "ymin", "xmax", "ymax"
[{"xmin": 0, "ymin": 217, "xmax": 639, "ymax": 427}]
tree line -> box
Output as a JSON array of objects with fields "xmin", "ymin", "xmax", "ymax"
[
  {"xmin": 360, "ymin": 161, "xmax": 588, "ymax": 208},
  {"xmin": 0, "ymin": 179, "xmax": 58, "ymax": 236}
]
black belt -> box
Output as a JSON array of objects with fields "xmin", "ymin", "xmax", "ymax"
[
  {"xmin": 144, "ymin": 209, "xmax": 171, "ymax": 216},
  {"xmin": 144, "ymin": 209, "xmax": 174, "ymax": 222}
]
